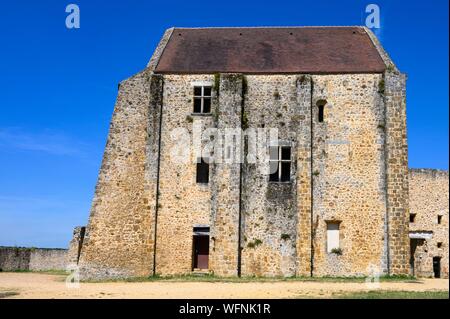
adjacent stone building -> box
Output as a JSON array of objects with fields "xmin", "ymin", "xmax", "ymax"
[
  {"xmin": 73, "ymin": 26, "xmax": 423, "ymax": 280},
  {"xmin": 409, "ymin": 169, "xmax": 449, "ymax": 278}
]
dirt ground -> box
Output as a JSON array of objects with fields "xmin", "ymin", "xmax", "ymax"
[{"xmin": 0, "ymin": 272, "xmax": 448, "ymax": 299}]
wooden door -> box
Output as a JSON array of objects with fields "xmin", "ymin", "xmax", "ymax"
[{"xmin": 193, "ymin": 235, "xmax": 209, "ymax": 270}]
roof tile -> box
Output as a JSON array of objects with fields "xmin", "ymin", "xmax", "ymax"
[{"xmin": 155, "ymin": 27, "xmax": 386, "ymax": 74}]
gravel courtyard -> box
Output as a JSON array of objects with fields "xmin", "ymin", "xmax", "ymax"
[{"xmin": 0, "ymin": 272, "xmax": 448, "ymax": 299}]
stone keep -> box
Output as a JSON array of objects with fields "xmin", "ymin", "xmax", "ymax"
[{"xmin": 76, "ymin": 27, "xmax": 413, "ymax": 279}]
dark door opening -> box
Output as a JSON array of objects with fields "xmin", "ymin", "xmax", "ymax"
[
  {"xmin": 433, "ymin": 257, "xmax": 441, "ymax": 278},
  {"xmin": 410, "ymin": 238, "xmax": 422, "ymax": 276},
  {"xmin": 193, "ymin": 235, "xmax": 209, "ymax": 270}
]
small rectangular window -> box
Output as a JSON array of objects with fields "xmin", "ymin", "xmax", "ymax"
[
  {"xmin": 269, "ymin": 161, "xmax": 279, "ymax": 182},
  {"xmin": 326, "ymin": 222, "xmax": 340, "ymax": 253},
  {"xmin": 203, "ymin": 98, "xmax": 211, "ymax": 113},
  {"xmin": 317, "ymin": 100, "xmax": 327, "ymax": 123},
  {"xmin": 437, "ymin": 215, "xmax": 443, "ymax": 224},
  {"xmin": 193, "ymin": 86, "xmax": 212, "ymax": 114},
  {"xmin": 196, "ymin": 158, "xmax": 209, "ymax": 184},
  {"xmin": 281, "ymin": 147, "xmax": 291, "ymax": 160},
  {"xmin": 280, "ymin": 162, "xmax": 291, "ymax": 182},
  {"xmin": 410, "ymin": 214, "xmax": 416, "ymax": 223},
  {"xmin": 269, "ymin": 146, "xmax": 278, "ymax": 161},
  {"xmin": 269, "ymin": 146, "xmax": 291, "ymax": 182},
  {"xmin": 437, "ymin": 242, "xmax": 443, "ymax": 248},
  {"xmin": 203, "ymin": 87, "xmax": 212, "ymax": 96},
  {"xmin": 318, "ymin": 105, "xmax": 324, "ymax": 122},
  {"xmin": 194, "ymin": 87, "xmax": 202, "ymax": 96},
  {"xmin": 193, "ymin": 98, "xmax": 202, "ymax": 113}
]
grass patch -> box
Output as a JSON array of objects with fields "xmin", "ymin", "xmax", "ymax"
[
  {"xmin": 1, "ymin": 269, "xmax": 69, "ymax": 276},
  {"xmin": 83, "ymin": 274, "xmax": 418, "ymax": 284},
  {"xmin": 334, "ymin": 290, "xmax": 449, "ymax": 299},
  {"xmin": 0, "ymin": 291, "xmax": 19, "ymax": 299},
  {"xmin": 38, "ymin": 269, "xmax": 70, "ymax": 276},
  {"xmin": 378, "ymin": 78, "xmax": 385, "ymax": 94},
  {"xmin": 0, "ymin": 288, "xmax": 20, "ymax": 299},
  {"xmin": 247, "ymin": 239, "xmax": 263, "ymax": 249},
  {"xmin": 330, "ymin": 248, "xmax": 343, "ymax": 255}
]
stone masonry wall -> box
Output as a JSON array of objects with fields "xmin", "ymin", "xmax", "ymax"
[
  {"xmin": 78, "ymin": 70, "xmax": 162, "ymax": 280},
  {"xmin": 241, "ymin": 75, "xmax": 301, "ymax": 277},
  {"xmin": 151, "ymin": 73, "xmax": 403, "ymax": 278},
  {"xmin": 366, "ymin": 27, "xmax": 410, "ymax": 275},
  {"xmin": 209, "ymin": 74, "xmax": 243, "ymax": 276},
  {"xmin": 0, "ymin": 247, "xmax": 30, "ymax": 271},
  {"xmin": 0, "ymin": 247, "xmax": 67, "ymax": 271},
  {"xmin": 66, "ymin": 226, "xmax": 85, "ymax": 267},
  {"xmin": 310, "ymin": 74, "xmax": 387, "ymax": 276},
  {"xmin": 409, "ymin": 169, "xmax": 449, "ymax": 278},
  {"xmin": 295, "ymin": 75, "xmax": 313, "ymax": 277},
  {"xmin": 384, "ymin": 71, "xmax": 410, "ymax": 275},
  {"xmin": 29, "ymin": 249, "xmax": 67, "ymax": 271},
  {"xmin": 154, "ymin": 74, "xmax": 215, "ymax": 275}
]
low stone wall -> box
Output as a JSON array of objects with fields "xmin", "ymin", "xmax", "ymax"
[
  {"xmin": 0, "ymin": 247, "xmax": 30, "ymax": 271},
  {"xmin": 29, "ymin": 248, "xmax": 67, "ymax": 271},
  {"xmin": 0, "ymin": 247, "xmax": 67, "ymax": 272}
]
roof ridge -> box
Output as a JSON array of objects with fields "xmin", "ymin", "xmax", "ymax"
[{"xmin": 173, "ymin": 26, "xmax": 365, "ymax": 30}]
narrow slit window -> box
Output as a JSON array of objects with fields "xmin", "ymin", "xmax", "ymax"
[
  {"xmin": 196, "ymin": 158, "xmax": 209, "ymax": 184},
  {"xmin": 317, "ymin": 100, "xmax": 327, "ymax": 123},
  {"xmin": 437, "ymin": 215, "xmax": 443, "ymax": 224},
  {"xmin": 410, "ymin": 213, "xmax": 416, "ymax": 223},
  {"xmin": 326, "ymin": 222, "xmax": 340, "ymax": 253},
  {"xmin": 193, "ymin": 86, "xmax": 212, "ymax": 114},
  {"xmin": 318, "ymin": 105, "xmax": 324, "ymax": 122},
  {"xmin": 269, "ymin": 145, "xmax": 291, "ymax": 182}
]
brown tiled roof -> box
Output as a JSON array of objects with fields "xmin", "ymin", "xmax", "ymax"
[{"xmin": 154, "ymin": 27, "xmax": 386, "ymax": 74}]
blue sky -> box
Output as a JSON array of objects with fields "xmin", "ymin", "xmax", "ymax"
[{"xmin": 0, "ymin": 0, "xmax": 448, "ymax": 248}]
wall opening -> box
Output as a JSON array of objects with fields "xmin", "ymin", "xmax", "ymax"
[
  {"xmin": 316, "ymin": 100, "xmax": 327, "ymax": 123},
  {"xmin": 326, "ymin": 222, "xmax": 340, "ymax": 253},
  {"xmin": 77, "ymin": 226, "xmax": 86, "ymax": 264},
  {"xmin": 410, "ymin": 213, "xmax": 417, "ymax": 223},
  {"xmin": 269, "ymin": 145, "xmax": 291, "ymax": 182},
  {"xmin": 193, "ymin": 86, "xmax": 212, "ymax": 114},
  {"xmin": 437, "ymin": 215, "xmax": 443, "ymax": 224},
  {"xmin": 192, "ymin": 226, "xmax": 210, "ymax": 271},
  {"xmin": 409, "ymin": 238, "xmax": 424, "ymax": 276},
  {"xmin": 433, "ymin": 257, "xmax": 441, "ymax": 278},
  {"xmin": 196, "ymin": 158, "xmax": 210, "ymax": 184}
]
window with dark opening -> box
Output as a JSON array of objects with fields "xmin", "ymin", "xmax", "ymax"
[
  {"xmin": 317, "ymin": 100, "xmax": 327, "ymax": 123},
  {"xmin": 193, "ymin": 86, "xmax": 212, "ymax": 114},
  {"xmin": 438, "ymin": 215, "xmax": 443, "ymax": 224},
  {"xmin": 410, "ymin": 213, "xmax": 416, "ymax": 223},
  {"xmin": 269, "ymin": 146, "xmax": 291, "ymax": 182},
  {"xmin": 437, "ymin": 242, "xmax": 443, "ymax": 248},
  {"xmin": 196, "ymin": 158, "xmax": 209, "ymax": 184}
]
